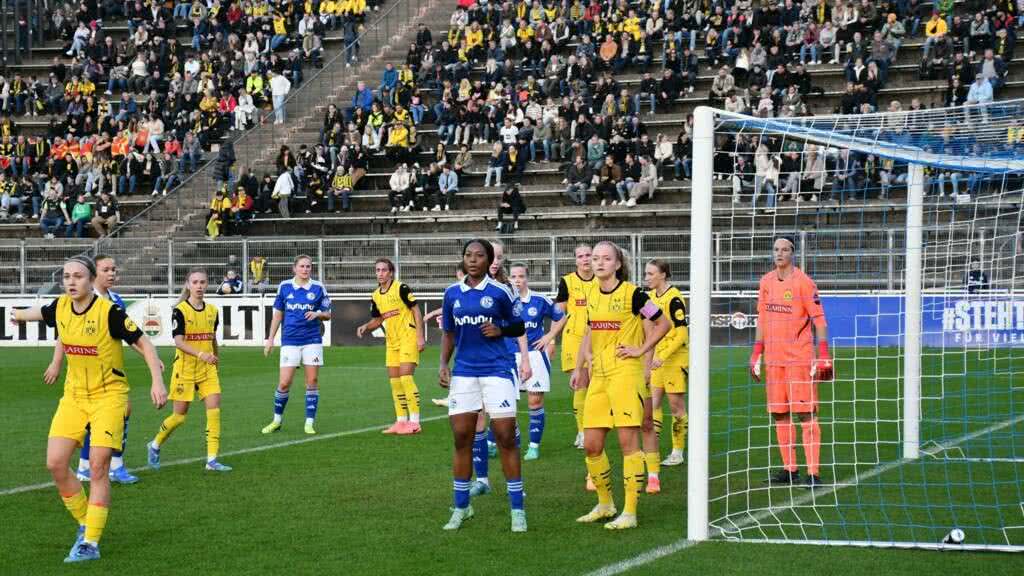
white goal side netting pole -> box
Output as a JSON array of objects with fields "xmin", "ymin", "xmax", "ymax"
[{"xmin": 903, "ymin": 164, "xmax": 925, "ymax": 460}]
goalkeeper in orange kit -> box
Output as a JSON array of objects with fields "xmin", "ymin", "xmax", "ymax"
[{"xmin": 750, "ymin": 237, "xmax": 833, "ymax": 488}]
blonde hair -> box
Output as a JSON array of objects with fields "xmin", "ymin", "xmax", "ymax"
[
  {"xmin": 178, "ymin": 268, "xmax": 209, "ymax": 304},
  {"xmin": 594, "ymin": 240, "xmax": 631, "ymax": 281}
]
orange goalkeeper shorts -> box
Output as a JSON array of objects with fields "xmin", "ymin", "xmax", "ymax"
[{"xmin": 765, "ymin": 364, "xmax": 817, "ymax": 414}]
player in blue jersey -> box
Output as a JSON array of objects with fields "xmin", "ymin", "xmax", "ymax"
[
  {"xmin": 262, "ymin": 254, "xmax": 332, "ymax": 435},
  {"xmin": 509, "ymin": 263, "xmax": 565, "ymax": 461},
  {"xmin": 47, "ymin": 255, "xmax": 142, "ymax": 485},
  {"xmin": 439, "ymin": 239, "xmax": 528, "ymax": 533}
]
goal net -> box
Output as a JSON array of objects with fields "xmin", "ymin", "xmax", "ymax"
[{"xmin": 687, "ymin": 101, "xmax": 1024, "ymax": 551}]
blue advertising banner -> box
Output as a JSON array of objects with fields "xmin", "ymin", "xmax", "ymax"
[{"xmin": 710, "ymin": 294, "xmax": 1024, "ymax": 348}]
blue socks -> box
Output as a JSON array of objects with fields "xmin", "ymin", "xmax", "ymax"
[
  {"xmin": 528, "ymin": 408, "xmax": 545, "ymax": 446},
  {"xmin": 507, "ymin": 478, "xmax": 524, "ymax": 510},
  {"xmin": 472, "ymin": 431, "xmax": 488, "ymax": 481},
  {"xmin": 274, "ymin": 389, "xmax": 289, "ymax": 416},
  {"xmin": 305, "ymin": 389, "xmax": 319, "ymax": 421},
  {"xmin": 453, "ymin": 477, "xmax": 471, "ymax": 509}
]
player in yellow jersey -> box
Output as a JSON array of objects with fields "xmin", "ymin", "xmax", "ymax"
[
  {"xmin": 640, "ymin": 260, "xmax": 689, "ymax": 495},
  {"xmin": 146, "ymin": 269, "xmax": 232, "ymax": 472},
  {"xmin": 553, "ymin": 244, "xmax": 595, "ymax": 451},
  {"xmin": 10, "ymin": 256, "xmax": 166, "ymax": 563},
  {"xmin": 357, "ymin": 258, "xmax": 425, "ymax": 434},
  {"xmin": 571, "ymin": 242, "xmax": 670, "ymax": 530}
]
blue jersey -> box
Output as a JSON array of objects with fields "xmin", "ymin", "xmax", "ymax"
[
  {"xmin": 442, "ymin": 276, "xmax": 522, "ymax": 378},
  {"xmin": 97, "ymin": 288, "xmax": 125, "ymax": 309},
  {"xmin": 519, "ymin": 291, "xmax": 564, "ymax": 348},
  {"xmin": 273, "ymin": 279, "xmax": 331, "ymax": 346}
]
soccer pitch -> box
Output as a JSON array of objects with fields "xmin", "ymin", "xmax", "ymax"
[{"xmin": 2, "ymin": 346, "xmax": 1022, "ymax": 575}]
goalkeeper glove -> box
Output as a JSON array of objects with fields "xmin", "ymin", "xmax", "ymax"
[
  {"xmin": 812, "ymin": 341, "xmax": 833, "ymax": 381},
  {"xmin": 749, "ymin": 341, "xmax": 763, "ymax": 383}
]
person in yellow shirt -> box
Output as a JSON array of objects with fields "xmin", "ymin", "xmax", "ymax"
[
  {"xmin": 271, "ymin": 11, "xmax": 289, "ymax": 50},
  {"xmin": 554, "ymin": 244, "xmax": 595, "ymax": 452},
  {"xmin": 146, "ymin": 268, "xmax": 232, "ymax": 472},
  {"xmin": 571, "ymin": 241, "xmax": 669, "ymax": 530},
  {"xmin": 385, "ymin": 122, "xmax": 411, "ymax": 163},
  {"xmin": 11, "ymin": 256, "xmax": 165, "ymax": 563},
  {"xmin": 639, "ymin": 259, "xmax": 690, "ymax": 495},
  {"xmin": 356, "ymin": 258, "xmax": 426, "ymax": 434}
]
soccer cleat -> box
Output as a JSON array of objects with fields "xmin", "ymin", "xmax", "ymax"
[
  {"xmin": 469, "ymin": 480, "xmax": 491, "ymax": 497},
  {"xmin": 765, "ymin": 469, "xmax": 800, "ymax": 485},
  {"xmin": 487, "ymin": 441, "xmax": 497, "ymax": 458},
  {"xmin": 431, "ymin": 398, "xmax": 449, "ymax": 407},
  {"xmin": 574, "ymin": 432, "xmax": 584, "ymax": 449},
  {"xmin": 586, "ymin": 474, "xmax": 596, "ymax": 492},
  {"xmin": 397, "ymin": 422, "xmax": 421, "ymax": 435},
  {"xmin": 576, "ymin": 504, "xmax": 617, "ymax": 523},
  {"xmin": 146, "ymin": 441, "xmax": 161, "ymax": 470},
  {"xmin": 804, "ymin": 474, "xmax": 824, "ymax": 489},
  {"xmin": 261, "ymin": 421, "xmax": 282, "ymax": 434},
  {"xmin": 75, "ymin": 469, "xmax": 91, "ymax": 482},
  {"xmin": 109, "ymin": 466, "xmax": 139, "ymax": 484},
  {"xmin": 604, "ymin": 513, "xmax": 638, "ymax": 530},
  {"xmin": 442, "ymin": 506, "xmax": 474, "ymax": 530},
  {"xmin": 205, "ymin": 459, "xmax": 233, "ymax": 472},
  {"xmin": 646, "ymin": 476, "xmax": 661, "ymax": 494},
  {"xmin": 70, "ymin": 525, "xmax": 85, "ymax": 557},
  {"xmin": 511, "ymin": 509, "xmax": 528, "ymax": 533},
  {"xmin": 304, "ymin": 422, "xmax": 317, "ymax": 435},
  {"xmin": 64, "ymin": 542, "xmax": 100, "ymax": 563},
  {"xmin": 661, "ymin": 452, "xmax": 686, "ymax": 467},
  {"xmin": 524, "ymin": 446, "xmax": 540, "ymax": 461},
  {"xmin": 382, "ymin": 422, "xmax": 404, "ymax": 434}
]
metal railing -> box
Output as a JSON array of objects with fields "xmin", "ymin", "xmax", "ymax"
[
  {"xmin": 0, "ymin": 0, "xmax": 47, "ymax": 66},
  {"xmin": 3, "ymin": 228, "xmax": 1017, "ymax": 295}
]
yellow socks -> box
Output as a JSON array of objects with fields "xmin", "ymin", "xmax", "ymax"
[
  {"xmin": 672, "ymin": 414, "xmax": 689, "ymax": 453},
  {"xmin": 585, "ymin": 452, "xmax": 614, "ymax": 507},
  {"xmin": 644, "ymin": 452, "xmax": 661, "ymax": 478},
  {"xmin": 154, "ymin": 412, "xmax": 186, "ymax": 447},
  {"xmin": 206, "ymin": 408, "xmax": 221, "ymax": 461},
  {"xmin": 84, "ymin": 503, "xmax": 108, "ymax": 544},
  {"xmin": 623, "ymin": 452, "xmax": 644, "ymax": 516},
  {"xmin": 401, "ymin": 375, "xmax": 420, "ymax": 423},
  {"xmin": 389, "ymin": 377, "xmax": 408, "ymax": 420},
  {"xmin": 61, "ymin": 490, "xmax": 88, "ymax": 526},
  {"xmin": 573, "ymin": 389, "xmax": 586, "ymax": 433},
  {"xmin": 653, "ymin": 408, "xmax": 663, "ymax": 438}
]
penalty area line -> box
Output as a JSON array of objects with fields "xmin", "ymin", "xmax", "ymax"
[
  {"xmin": 581, "ymin": 412, "xmax": 1024, "ymax": 576},
  {"xmin": 0, "ymin": 414, "xmax": 449, "ymax": 497}
]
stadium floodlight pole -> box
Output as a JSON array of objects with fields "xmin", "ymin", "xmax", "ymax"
[
  {"xmin": 687, "ymin": 105, "xmax": 714, "ymax": 542},
  {"xmin": 903, "ymin": 163, "xmax": 925, "ymax": 460}
]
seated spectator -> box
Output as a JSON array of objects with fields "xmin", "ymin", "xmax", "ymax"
[
  {"xmin": 596, "ymin": 155, "xmax": 624, "ymax": 206},
  {"xmin": 496, "ymin": 184, "xmax": 526, "ymax": 231},
  {"xmin": 218, "ymin": 270, "xmax": 243, "ymax": 294},
  {"xmin": 389, "ymin": 163, "xmax": 413, "ymax": 213},
  {"xmin": 626, "ymin": 156, "xmax": 658, "ymax": 207},
  {"xmin": 564, "ymin": 156, "xmax": 592, "ymax": 206},
  {"xmin": 90, "ymin": 190, "xmax": 119, "ymax": 238},
  {"xmin": 39, "ymin": 186, "xmax": 69, "ymax": 238},
  {"xmin": 435, "ymin": 164, "xmax": 458, "ymax": 211},
  {"xmin": 230, "ymin": 187, "xmax": 255, "ymax": 233},
  {"xmin": 249, "ymin": 256, "xmax": 270, "ymax": 292},
  {"xmin": 66, "ymin": 192, "xmax": 92, "ymax": 238},
  {"xmin": 329, "ymin": 168, "xmax": 354, "ymax": 213}
]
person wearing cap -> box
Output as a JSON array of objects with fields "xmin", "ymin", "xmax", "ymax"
[{"xmin": 750, "ymin": 237, "xmax": 832, "ymax": 488}]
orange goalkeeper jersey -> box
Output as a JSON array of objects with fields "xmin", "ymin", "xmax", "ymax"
[{"xmin": 757, "ymin": 267, "xmax": 825, "ymax": 367}]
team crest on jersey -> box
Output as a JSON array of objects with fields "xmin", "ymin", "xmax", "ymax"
[
  {"xmin": 306, "ymin": 292, "xmax": 317, "ymax": 301},
  {"xmin": 783, "ymin": 290, "xmax": 793, "ymax": 301},
  {"xmin": 674, "ymin": 308, "xmax": 685, "ymax": 321},
  {"xmin": 528, "ymin": 307, "xmax": 538, "ymax": 317},
  {"xmin": 610, "ymin": 298, "xmax": 623, "ymax": 312},
  {"xmin": 125, "ymin": 317, "xmax": 139, "ymax": 332},
  {"xmin": 480, "ymin": 296, "xmax": 494, "ymax": 309},
  {"xmin": 85, "ymin": 321, "xmax": 97, "ymax": 335}
]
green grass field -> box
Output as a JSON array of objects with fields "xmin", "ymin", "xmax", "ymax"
[{"xmin": 2, "ymin": 345, "xmax": 1023, "ymax": 575}]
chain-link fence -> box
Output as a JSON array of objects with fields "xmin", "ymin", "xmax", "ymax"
[{"xmin": 3, "ymin": 228, "xmax": 1014, "ymax": 295}]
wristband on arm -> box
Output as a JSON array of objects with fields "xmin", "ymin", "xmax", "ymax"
[
  {"xmin": 752, "ymin": 341, "xmax": 765, "ymax": 358},
  {"xmin": 817, "ymin": 341, "xmax": 830, "ymax": 359}
]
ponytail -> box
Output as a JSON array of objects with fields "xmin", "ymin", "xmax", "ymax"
[{"xmin": 595, "ymin": 240, "xmax": 631, "ymax": 282}]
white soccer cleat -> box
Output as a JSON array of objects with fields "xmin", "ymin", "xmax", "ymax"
[
  {"xmin": 442, "ymin": 506, "xmax": 474, "ymax": 530},
  {"xmin": 576, "ymin": 504, "xmax": 617, "ymax": 523},
  {"xmin": 573, "ymin": 432, "xmax": 584, "ymax": 449},
  {"xmin": 604, "ymin": 513, "xmax": 638, "ymax": 530},
  {"xmin": 661, "ymin": 451, "xmax": 686, "ymax": 467}
]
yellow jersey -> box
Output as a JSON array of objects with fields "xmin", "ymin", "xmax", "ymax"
[
  {"xmin": 171, "ymin": 300, "xmax": 219, "ymax": 382},
  {"xmin": 648, "ymin": 286, "xmax": 689, "ymax": 368},
  {"xmin": 556, "ymin": 272, "xmax": 596, "ymax": 341},
  {"xmin": 41, "ymin": 294, "xmax": 142, "ymax": 401},
  {"xmin": 370, "ymin": 281, "xmax": 418, "ymax": 349},
  {"xmin": 586, "ymin": 280, "xmax": 661, "ymax": 378}
]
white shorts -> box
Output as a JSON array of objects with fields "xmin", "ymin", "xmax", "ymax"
[
  {"xmin": 448, "ymin": 375, "xmax": 517, "ymax": 418},
  {"xmin": 516, "ymin": 350, "xmax": 551, "ymax": 393},
  {"xmin": 280, "ymin": 344, "xmax": 325, "ymax": 367}
]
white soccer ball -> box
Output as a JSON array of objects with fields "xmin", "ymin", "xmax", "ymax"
[{"xmin": 943, "ymin": 528, "xmax": 965, "ymax": 545}]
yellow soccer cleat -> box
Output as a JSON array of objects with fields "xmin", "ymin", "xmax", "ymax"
[
  {"xmin": 576, "ymin": 504, "xmax": 617, "ymax": 523},
  {"xmin": 604, "ymin": 513, "xmax": 638, "ymax": 530},
  {"xmin": 304, "ymin": 421, "xmax": 317, "ymax": 435},
  {"xmin": 261, "ymin": 421, "xmax": 282, "ymax": 434}
]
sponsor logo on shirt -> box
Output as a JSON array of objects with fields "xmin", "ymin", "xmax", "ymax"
[
  {"xmin": 65, "ymin": 345, "xmax": 99, "ymax": 356},
  {"xmin": 590, "ymin": 321, "xmax": 622, "ymax": 331},
  {"xmin": 575, "ymin": 298, "xmax": 587, "ymax": 307},
  {"xmin": 381, "ymin": 310, "xmax": 400, "ymax": 319},
  {"xmin": 286, "ymin": 302, "xmax": 317, "ymax": 312},
  {"xmin": 185, "ymin": 333, "xmax": 215, "ymax": 341},
  {"xmin": 764, "ymin": 303, "xmax": 793, "ymax": 314},
  {"xmin": 454, "ymin": 314, "xmax": 491, "ymax": 326}
]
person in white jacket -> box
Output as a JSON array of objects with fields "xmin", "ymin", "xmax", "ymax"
[
  {"xmin": 627, "ymin": 156, "xmax": 658, "ymax": 206},
  {"xmin": 269, "ymin": 72, "xmax": 292, "ymax": 125},
  {"xmin": 389, "ymin": 164, "xmax": 412, "ymax": 213},
  {"xmin": 273, "ymin": 170, "xmax": 294, "ymax": 217},
  {"xmin": 235, "ymin": 88, "xmax": 257, "ymax": 131}
]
